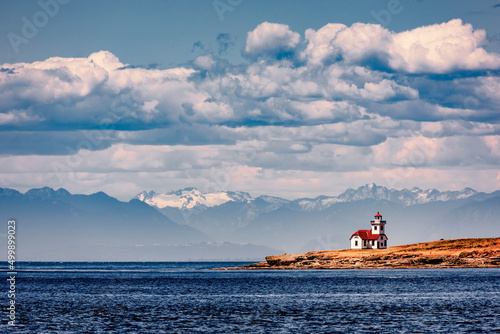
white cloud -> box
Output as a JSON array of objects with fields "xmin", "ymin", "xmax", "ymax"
[
  {"xmin": 245, "ymin": 22, "xmax": 301, "ymax": 58},
  {"xmin": 0, "ymin": 51, "xmax": 203, "ymax": 127},
  {"xmin": 193, "ymin": 55, "xmax": 216, "ymax": 70},
  {"xmin": 302, "ymin": 23, "xmax": 347, "ymax": 65},
  {"xmin": 389, "ymin": 19, "xmax": 500, "ymax": 73},
  {"xmin": 301, "ymin": 23, "xmax": 392, "ymax": 65},
  {"xmin": 361, "ymin": 79, "xmax": 417, "ymax": 101},
  {"xmin": 302, "ymin": 19, "xmax": 500, "ymax": 73},
  {"xmin": 334, "ymin": 23, "xmax": 393, "ymax": 63}
]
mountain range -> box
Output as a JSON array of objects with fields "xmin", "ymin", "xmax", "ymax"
[
  {"xmin": 1, "ymin": 184, "xmax": 499, "ymax": 260},
  {"xmin": 135, "ymin": 184, "xmax": 500, "ymax": 253},
  {"xmin": 136, "ymin": 183, "xmax": 481, "ymax": 210}
]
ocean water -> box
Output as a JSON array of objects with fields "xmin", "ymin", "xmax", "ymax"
[{"xmin": 2, "ymin": 262, "xmax": 500, "ymax": 333}]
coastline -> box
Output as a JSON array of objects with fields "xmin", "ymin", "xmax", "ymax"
[{"xmin": 216, "ymin": 238, "xmax": 500, "ymax": 270}]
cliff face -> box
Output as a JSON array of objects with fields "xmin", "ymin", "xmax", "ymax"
[{"xmin": 224, "ymin": 238, "xmax": 500, "ymax": 270}]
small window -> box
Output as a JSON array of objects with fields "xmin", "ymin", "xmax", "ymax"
[
  {"xmin": 355, "ymin": 240, "xmax": 358, "ymax": 246},
  {"xmin": 374, "ymin": 226, "xmax": 377, "ymax": 230},
  {"xmin": 380, "ymin": 226, "xmax": 384, "ymax": 231}
]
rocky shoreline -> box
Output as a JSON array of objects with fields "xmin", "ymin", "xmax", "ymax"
[{"xmin": 217, "ymin": 238, "xmax": 500, "ymax": 270}]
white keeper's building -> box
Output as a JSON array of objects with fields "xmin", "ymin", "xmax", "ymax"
[{"xmin": 350, "ymin": 212, "xmax": 388, "ymax": 249}]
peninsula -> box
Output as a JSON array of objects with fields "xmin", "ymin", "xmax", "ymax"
[{"xmin": 219, "ymin": 238, "xmax": 500, "ymax": 270}]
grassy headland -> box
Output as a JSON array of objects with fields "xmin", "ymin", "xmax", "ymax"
[{"xmin": 218, "ymin": 238, "xmax": 500, "ymax": 270}]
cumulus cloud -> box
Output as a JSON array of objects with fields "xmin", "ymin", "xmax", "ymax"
[
  {"xmin": 302, "ymin": 19, "xmax": 500, "ymax": 73},
  {"xmin": 302, "ymin": 23, "xmax": 347, "ymax": 65},
  {"xmin": 0, "ymin": 51, "xmax": 205, "ymax": 129},
  {"xmin": 389, "ymin": 19, "xmax": 500, "ymax": 73},
  {"xmin": 245, "ymin": 22, "xmax": 301, "ymax": 58}
]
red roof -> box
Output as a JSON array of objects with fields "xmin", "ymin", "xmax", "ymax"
[
  {"xmin": 374, "ymin": 212, "xmax": 382, "ymax": 217},
  {"xmin": 350, "ymin": 229, "xmax": 380, "ymax": 240}
]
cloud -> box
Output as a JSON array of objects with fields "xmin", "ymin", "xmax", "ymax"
[
  {"xmin": 420, "ymin": 120, "xmax": 500, "ymax": 138},
  {"xmin": 289, "ymin": 100, "xmax": 365, "ymax": 122},
  {"xmin": 0, "ymin": 109, "xmax": 43, "ymax": 125},
  {"xmin": 216, "ymin": 33, "xmax": 235, "ymax": 55},
  {"xmin": 3, "ymin": 24, "xmax": 495, "ymax": 136},
  {"xmin": 0, "ymin": 51, "xmax": 203, "ymax": 130},
  {"xmin": 0, "ymin": 45, "xmax": 497, "ymax": 156},
  {"xmin": 389, "ymin": 19, "xmax": 500, "ymax": 73},
  {"xmin": 1, "ymin": 20, "xmax": 500, "ymax": 199},
  {"xmin": 193, "ymin": 55, "xmax": 217, "ymax": 70},
  {"xmin": 245, "ymin": 22, "xmax": 301, "ymax": 58},
  {"xmin": 373, "ymin": 135, "xmax": 500, "ymax": 168},
  {"xmin": 302, "ymin": 19, "xmax": 500, "ymax": 73},
  {"xmin": 192, "ymin": 41, "xmax": 205, "ymax": 53},
  {"xmin": 302, "ymin": 23, "xmax": 347, "ymax": 65}
]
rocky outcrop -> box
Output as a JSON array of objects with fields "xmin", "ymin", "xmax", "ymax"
[{"xmin": 217, "ymin": 238, "xmax": 500, "ymax": 270}]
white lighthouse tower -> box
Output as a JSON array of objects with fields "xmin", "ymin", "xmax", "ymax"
[{"xmin": 371, "ymin": 212, "xmax": 386, "ymax": 235}]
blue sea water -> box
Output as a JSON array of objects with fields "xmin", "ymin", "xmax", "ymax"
[{"xmin": 1, "ymin": 262, "xmax": 500, "ymax": 333}]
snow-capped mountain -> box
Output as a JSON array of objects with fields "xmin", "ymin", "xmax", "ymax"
[
  {"xmin": 136, "ymin": 184, "xmax": 480, "ymax": 211},
  {"xmin": 135, "ymin": 187, "xmax": 252, "ymax": 209},
  {"xmin": 293, "ymin": 183, "xmax": 479, "ymax": 211},
  {"xmin": 337, "ymin": 183, "xmax": 478, "ymax": 206}
]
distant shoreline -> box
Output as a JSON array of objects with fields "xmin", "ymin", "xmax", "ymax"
[{"xmin": 216, "ymin": 238, "xmax": 500, "ymax": 270}]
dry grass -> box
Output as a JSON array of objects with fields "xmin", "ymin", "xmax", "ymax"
[{"xmin": 268, "ymin": 237, "xmax": 500, "ymax": 262}]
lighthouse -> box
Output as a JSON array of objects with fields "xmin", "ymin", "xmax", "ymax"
[{"xmin": 349, "ymin": 212, "xmax": 388, "ymax": 249}]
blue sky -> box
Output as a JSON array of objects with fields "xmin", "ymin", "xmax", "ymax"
[{"xmin": 1, "ymin": 0, "xmax": 500, "ymax": 200}]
